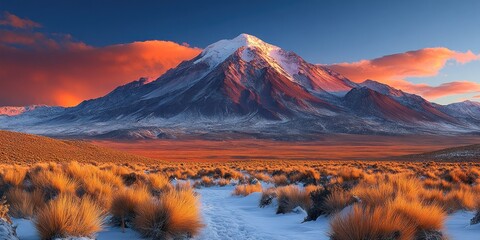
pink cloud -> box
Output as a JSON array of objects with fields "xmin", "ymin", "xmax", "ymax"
[
  {"xmin": 0, "ymin": 12, "xmax": 41, "ymax": 29},
  {"xmin": 325, "ymin": 47, "xmax": 480, "ymax": 100},
  {"xmin": 395, "ymin": 80, "xmax": 480, "ymax": 99}
]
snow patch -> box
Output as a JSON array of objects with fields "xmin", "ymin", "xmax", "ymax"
[{"xmin": 194, "ymin": 33, "xmax": 299, "ymax": 78}]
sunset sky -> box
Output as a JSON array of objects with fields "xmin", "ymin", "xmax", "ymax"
[{"xmin": 1, "ymin": 0, "xmax": 479, "ymax": 106}]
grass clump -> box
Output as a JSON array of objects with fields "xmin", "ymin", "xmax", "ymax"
[
  {"xmin": 276, "ymin": 185, "xmax": 311, "ymax": 214},
  {"xmin": 34, "ymin": 194, "xmax": 105, "ymax": 240},
  {"xmin": 134, "ymin": 188, "xmax": 202, "ymax": 239},
  {"xmin": 5, "ymin": 189, "xmax": 44, "ymax": 219},
  {"xmin": 110, "ymin": 186, "xmax": 151, "ymax": 229},
  {"xmin": 330, "ymin": 204, "xmax": 416, "ymax": 240},
  {"xmin": 232, "ymin": 183, "xmax": 262, "ymax": 196}
]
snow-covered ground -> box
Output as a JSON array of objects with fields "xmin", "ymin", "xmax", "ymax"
[
  {"xmin": 195, "ymin": 185, "xmax": 329, "ymax": 240},
  {"xmin": 10, "ymin": 185, "xmax": 480, "ymax": 240}
]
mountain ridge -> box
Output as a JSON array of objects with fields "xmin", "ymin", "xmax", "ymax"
[{"xmin": 1, "ymin": 33, "xmax": 479, "ymax": 139}]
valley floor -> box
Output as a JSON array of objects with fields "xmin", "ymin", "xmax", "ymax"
[
  {"xmin": 94, "ymin": 134, "xmax": 480, "ymax": 161},
  {"xmin": 12, "ymin": 185, "xmax": 480, "ymax": 240}
]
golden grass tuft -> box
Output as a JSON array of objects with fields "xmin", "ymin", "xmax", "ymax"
[
  {"xmin": 272, "ymin": 174, "xmax": 289, "ymax": 186},
  {"xmin": 110, "ymin": 186, "xmax": 151, "ymax": 228},
  {"xmin": 232, "ymin": 183, "xmax": 262, "ymax": 196},
  {"xmin": 134, "ymin": 188, "xmax": 202, "ymax": 239},
  {"xmin": 321, "ymin": 188, "xmax": 354, "ymax": 215},
  {"xmin": 34, "ymin": 194, "xmax": 105, "ymax": 240},
  {"xmin": 276, "ymin": 185, "xmax": 311, "ymax": 214},
  {"xmin": 0, "ymin": 166, "xmax": 27, "ymax": 187},
  {"xmin": 389, "ymin": 197, "xmax": 446, "ymax": 231},
  {"xmin": 5, "ymin": 188, "xmax": 44, "ymax": 219},
  {"xmin": 31, "ymin": 171, "xmax": 77, "ymax": 199},
  {"xmin": 443, "ymin": 186, "xmax": 477, "ymax": 212},
  {"xmin": 330, "ymin": 204, "xmax": 416, "ymax": 240},
  {"xmin": 147, "ymin": 173, "xmax": 172, "ymax": 194}
]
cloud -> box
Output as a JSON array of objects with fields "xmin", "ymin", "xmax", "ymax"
[
  {"xmin": 0, "ymin": 25, "xmax": 201, "ymax": 107},
  {"xmin": 325, "ymin": 47, "xmax": 480, "ymax": 100},
  {"xmin": 395, "ymin": 80, "xmax": 480, "ymax": 99},
  {"xmin": 0, "ymin": 12, "xmax": 41, "ymax": 29}
]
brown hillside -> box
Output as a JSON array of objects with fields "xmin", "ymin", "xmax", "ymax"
[{"xmin": 0, "ymin": 130, "xmax": 158, "ymax": 165}]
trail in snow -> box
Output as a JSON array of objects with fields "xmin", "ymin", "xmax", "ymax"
[{"xmin": 195, "ymin": 185, "xmax": 330, "ymax": 240}]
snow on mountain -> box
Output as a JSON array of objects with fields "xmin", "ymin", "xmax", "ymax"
[
  {"xmin": 445, "ymin": 100, "xmax": 480, "ymax": 119},
  {"xmin": 358, "ymin": 79, "xmax": 457, "ymax": 123},
  {"xmin": 193, "ymin": 34, "xmax": 356, "ymax": 93},
  {"xmin": 194, "ymin": 33, "xmax": 299, "ymax": 77},
  {"xmin": 359, "ymin": 79, "xmax": 407, "ymax": 98}
]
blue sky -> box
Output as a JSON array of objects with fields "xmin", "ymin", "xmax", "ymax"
[
  {"xmin": 0, "ymin": 0, "xmax": 479, "ymax": 105},
  {"xmin": 2, "ymin": 0, "xmax": 479, "ymax": 62}
]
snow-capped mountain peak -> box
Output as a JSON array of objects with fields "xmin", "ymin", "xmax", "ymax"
[
  {"xmin": 194, "ymin": 33, "xmax": 280, "ymax": 67},
  {"xmin": 193, "ymin": 34, "xmax": 301, "ymax": 77}
]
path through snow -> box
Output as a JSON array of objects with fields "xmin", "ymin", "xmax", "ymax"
[{"xmin": 195, "ymin": 185, "xmax": 330, "ymax": 240}]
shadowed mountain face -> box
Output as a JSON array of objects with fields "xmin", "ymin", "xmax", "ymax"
[{"xmin": 1, "ymin": 34, "xmax": 479, "ymax": 139}]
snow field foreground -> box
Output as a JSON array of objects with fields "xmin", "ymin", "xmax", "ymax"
[
  {"xmin": 9, "ymin": 185, "xmax": 480, "ymax": 240},
  {"xmin": 6, "ymin": 185, "xmax": 480, "ymax": 240}
]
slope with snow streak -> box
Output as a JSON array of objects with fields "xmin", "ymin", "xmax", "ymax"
[{"xmin": 195, "ymin": 185, "xmax": 330, "ymax": 240}]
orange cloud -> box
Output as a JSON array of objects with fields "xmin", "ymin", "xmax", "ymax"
[
  {"xmin": 0, "ymin": 12, "xmax": 41, "ymax": 29},
  {"xmin": 395, "ymin": 80, "xmax": 480, "ymax": 99},
  {"xmin": 326, "ymin": 48, "xmax": 480, "ymax": 100},
  {"xmin": 0, "ymin": 34, "xmax": 201, "ymax": 107}
]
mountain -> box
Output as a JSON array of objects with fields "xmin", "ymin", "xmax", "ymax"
[
  {"xmin": 61, "ymin": 34, "xmax": 356, "ymax": 121},
  {"xmin": 444, "ymin": 100, "xmax": 480, "ymax": 119},
  {"xmin": 358, "ymin": 80, "xmax": 457, "ymax": 123},
  {"xmin": 0, "ymin": 34, "xmax": 479, "ymax": 139}
]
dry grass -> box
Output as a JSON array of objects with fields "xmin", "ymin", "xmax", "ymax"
[
  {"xmin": 30, "ymin": 171, "xmax": 77, "ymax": 199},
  {"xmin": 330, "ymin": 204, "xmax": 417, "ymax": 240},
  {"xmin": 443, "ymin": 186, "xmax": 477, "ymax": 212},
  {"xmin": 259, "ymin": 187, "xmax": 277, "ymax": 207},
  {"xmin": 321, "ymin": 188, "xmax": 354, "ymax": 215},
  {"xmin": 276, "ymin": 185, "xmax": 311, "ymax": 214},
  {"xmin": 198, "ymin": 176, "xmax": 215, "ymax": 187},
  {"xmin": 134, "ymin": 188, "xmax": 202, "ymax": 239},
  {"xmin": 110, "ymin": 186, "xmax": 151, "ymax": 228},
  {"xmin": 389, "ymin": 197, "xmax": 446, "ymax": 231},
  {"xmin": 272, "ymin": 174, "xmax": 289, "ymax": 186},
  {"xmin": 147, "ymin": 173, "xmax": 171, "ymax": 194},
  {"xmin": 5, "ymin": 188, "xmax": 44, "ymax": 218},
  {"xmin": 0, "ymin": 196, "xmax": 10, "ymax": 223},
  {"xmin": 0, "ymin": 166, "xmax": 27, "ymax": 187},
  {"xmin": 34, "ymin": 194, "xmax": 105, "ymax": 239},
  {"xmin": 233, "ymin": 183, "xmax": 262, "ymax": 196}
]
